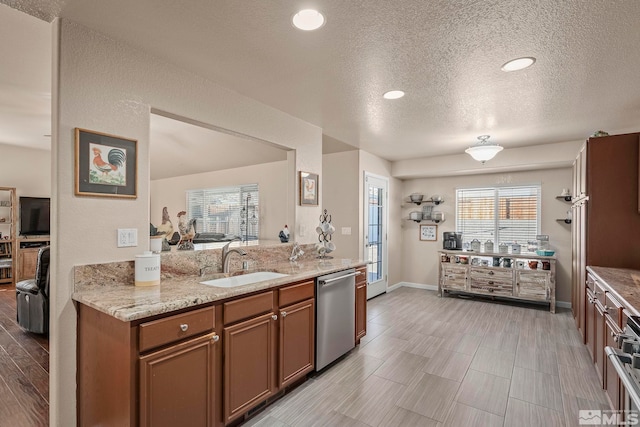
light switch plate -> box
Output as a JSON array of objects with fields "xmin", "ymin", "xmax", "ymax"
[
  {"xmin": 341, "ymin": 227, "xmax": 351, "ymax": 235},
  {"xmin": 117, "ymin": 228, "xmax": 138, "ymax": 247}
]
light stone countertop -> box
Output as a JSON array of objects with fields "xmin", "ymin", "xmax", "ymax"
[
  {"xmin": 587, "ymin": 266, "xmax": 640, "ymax": 316},
  {"xmin": 72, "ymin": 258, "xmax": 366, "ymax": 322}
]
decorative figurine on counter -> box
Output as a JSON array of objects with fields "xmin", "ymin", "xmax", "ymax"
[
  {"xmin": 279, "ymin": 225, "xmax": 290, "ymax": 243},
  {"xmin": 150, "ymin": 207, "xmax": 175, "ymax": 251},
  {"xmin": 176, "ymin": 211, "xmax": 196, "ymax": 250}
]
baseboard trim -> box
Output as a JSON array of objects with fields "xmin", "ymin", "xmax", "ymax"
[
  {"xmin": 388, "ymin": 282, "xmax": 438, "ymax": 292},
  {"xmin": 387, "ymin": 282, "xmax": 572, "ymax": 310}
]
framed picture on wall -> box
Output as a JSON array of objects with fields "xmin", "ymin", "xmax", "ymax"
[
  {"xmin": 75, "ymin": 128, "xmax": 138, "ymax": 198},
  {"xmin": 419, "ymin": 224, "xmax": 437, "ymax": 241},
  {"xmin": 299, "ymin": 171, "xmax": 319, "ymax": 206}
]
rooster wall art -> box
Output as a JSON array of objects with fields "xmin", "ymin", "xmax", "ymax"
[{"xmin": 89, "ymin": 143, "xmax": 127, "ymax": 186}]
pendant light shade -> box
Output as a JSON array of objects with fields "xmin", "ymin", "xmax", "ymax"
[{"xmin": 465, "ymin": 135, "xmax": 503, "ymax": 163}]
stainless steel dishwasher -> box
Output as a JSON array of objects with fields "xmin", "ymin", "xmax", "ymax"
[{"xmin": 315, "ymin": 268, "xmax": 359, "ymax": 371}]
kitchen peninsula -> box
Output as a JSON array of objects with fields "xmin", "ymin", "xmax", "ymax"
[{"xmin": 73, "ymin": 242, "xmax": 367, "ymax": 427}]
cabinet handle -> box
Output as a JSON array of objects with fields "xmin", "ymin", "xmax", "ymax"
[
  {"xmin": 488, "ymin": 271, "xmax": 494, "ymax": 275},
  {"xmin": 272, "ymin": 314, "xmax": 278, "ymax": 320},
  {"xmin": 211, "ymin": 334, "xmax": 219, "ymax": 342},
  {"xmin": 281, "ymin": 311, "xmax": 287, "ymax": 318},
  {"xmin": 180, "ymin": 324, "xmax": 189, "ymax": 332},
  {"xmin": 488, "ymin": 281, "xmax": 494, "ymax": 285},
  {"xmin": 593, "ymin": 290, "xmax": 599, "ymax": 296}
]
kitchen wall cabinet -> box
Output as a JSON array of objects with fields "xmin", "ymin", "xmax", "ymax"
[
  {"xmin": 355, "ymin": 267, "xmax": 367, "ymax": 343},
  {"xmin": 140, "ymin": 332, "xmax": 218, "ymax": 427},
  {"xmin": 438, "ymin": 251, "xmax": 556, "ymax": 312}
]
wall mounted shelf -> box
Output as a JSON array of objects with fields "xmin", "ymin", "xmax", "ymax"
[{"xmin": 555, "ymin": 195, "xmax": 572, "ymax": 202}]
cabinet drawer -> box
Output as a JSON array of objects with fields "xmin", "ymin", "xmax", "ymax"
[
  {"xmin": 516, "ymin": 280, "xmax": 548, "ymax": 301},
  {"xmin": 356, "ymin": 268, "xmax": 367, "ymax": 285},
  {"xmin": 469, "ymin": 267, "xmax": 512, "ymax": 282},
  {"xmin": 139, "ymin": 306, "xmax": 215, "ymax": 353},
  {"xmin": 224, "ymin": 291, "xmax": 274, "ymax": 325},
  {"xmin": 605, "ymin": 292, "xmax": 623, "ymax": 326},
  {"xmin": 442, "ymin": 278, "xmax": 467, "ymax": 291},
  {"xmin": 469, "ymin": 279, "xmax": 512, "ymax": 296},
  {"xmin": 586, "ymin": 273, "xmax": 596, "ymax": 291},
  {"xmin": 594, "ymin": 280, "xmax": 606, "ymax": 307},
  {"xmin": 279, "ymin": 280, "xmax": 314, "ymax": 307},
  {"xmin": 442, "ymin": 265, "xmax": 467, "ymax": 277}
]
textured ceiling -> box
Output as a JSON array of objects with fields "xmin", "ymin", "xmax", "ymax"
[{"xmin": 3, "ymin": 0, "xmax": 640, "ymax": 163}]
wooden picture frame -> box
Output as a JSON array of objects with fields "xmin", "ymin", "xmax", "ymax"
[
  {"xmin": 75, "ymin": 128, "xmax": 137, "ymax": 198},
  {"xmin": 299, "ymin": 171, "xmax": 319, "ymax": 206},
  {"xmin": 419, "ymin": 224, "xmax": 437, "ymax": 241}
]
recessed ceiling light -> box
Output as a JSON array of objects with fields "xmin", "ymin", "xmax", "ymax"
[
  {"xmin": 383, "ymin": 90, "xmax": 405, "ymax": 100},
  {"xmin": 501, "ymin": 57, "xmax": 536, "ymax": 72},
  {"xmin": 292, "ymin": 9, "xmax": 325, "ymax": 31}
]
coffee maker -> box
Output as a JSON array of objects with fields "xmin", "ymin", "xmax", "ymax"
[{"xmin": 443, "ymin": 232, "xmax": 463, "ymax": 250}]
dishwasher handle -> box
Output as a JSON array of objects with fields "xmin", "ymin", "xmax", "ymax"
[{"xmin": 319, "ymin": 271, "xmax": 362, "ymax": 286}]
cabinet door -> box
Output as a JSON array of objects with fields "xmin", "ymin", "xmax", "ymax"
[
  {"xmin": 586, "ymin": 288, "xmax": 595, "ymax": 360},
  {"xmin": 139, "ymin": 332, "xmax": 218, "ymax": 427},
  {"xmin": 605, "ymin": 315, "xmax": 622, "ymax": 410},
  {"xmin": 279, "ymin": 298, "xmax": 315, "ymax": 388},
  {"xmin": 224, "ymin": 311, "xmax": 277, "ymax": 423},
  {"xmin": 595, "ymin": 301, "xmax": 605, "ymax": 386},
  {"xmin": 355, "ymin": 279, "xmax": 367, "ymax": 343}
]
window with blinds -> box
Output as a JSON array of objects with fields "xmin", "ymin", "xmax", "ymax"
[
  {"xmin": 455, "ymin": 185, "xmax": 541, "ymax": 249},
  {"xmin": 186, "ymin": 184, "xmax": 259, "ymax": 241}
]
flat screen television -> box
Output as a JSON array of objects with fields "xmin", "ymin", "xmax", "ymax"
[{"xmin": 19, "ymin": 197, "xmax": 50, "ymax": 236}]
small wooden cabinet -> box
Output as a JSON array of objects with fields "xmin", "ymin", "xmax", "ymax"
[{"xmin": 355, "ymin": 267, "xmax": 367, "ymax": 343}]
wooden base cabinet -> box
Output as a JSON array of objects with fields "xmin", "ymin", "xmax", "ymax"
[
  {"xmin": 604, "ymin": 315, "xmax": 622, "ymax": 410},
  {"xmin": 140, "ymin": 333, "xmax": 218, "ymax": 427},
  {"xmin": 355, "ymin": 267, "xmax": 367, "ymax": 343},
  {"xmin": 279, "ymin": 298, "xmax": 314, "ymax": 387}
]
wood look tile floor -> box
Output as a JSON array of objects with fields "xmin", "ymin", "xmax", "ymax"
[
  {"xmin": 0, "ymin": 286, "xmax": 49, "ymax": 427},
  {"xmin": 246, "ymin": 288, "xmax": 609, "ymax": 427}
]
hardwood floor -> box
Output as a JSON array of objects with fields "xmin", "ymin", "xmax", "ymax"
[
  {"xmin": 246, "ymin": 288, "xmax": 609, "ymax": 427},
  {"xmin": 0, "ymin": 285, "xmax": 49, "ymax": 427}
]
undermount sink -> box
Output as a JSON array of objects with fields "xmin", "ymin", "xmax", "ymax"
[{"xmin": 200, "ymin": 271, "xmax": 289, "ymax": 288}]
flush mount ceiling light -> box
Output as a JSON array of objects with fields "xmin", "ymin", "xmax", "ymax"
[
  {"xmin": 465, "ymin": 135, "xmax": 503, "ymax": 163},
  {"xmin": 383, "ymin": 90, "xmax": 405, "ymax": 100},
  {"xmin": 501, "ymin": 57, "xmax": 536, "ymax": 72},
  {"xmin": 292, "ymin": 9, "xmax": 325, "ymax": 31}
]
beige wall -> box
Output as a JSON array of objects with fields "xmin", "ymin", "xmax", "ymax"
[
  {"xmin": 150, "ymin": 161, "xmax": 288, "ymax": 241},
  {"xmin": 400, "ymin": 167, "xmax": 573, "ymax": 302},
  {"xmin": 0, "ymin": 143, "xmax": 51, "ymax": 198},
  {"xmin": 52, "ymin": 19, "xmax": 321, "ymax": 426},
  {"xmin": 322, "ymin": 151, "xmax": 359, "ymax": 259}
]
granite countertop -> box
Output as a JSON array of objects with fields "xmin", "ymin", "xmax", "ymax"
[
  {"xmin": 587, "ymin": 266, "xmax": 640, "ymax": 316},
  {"xmin": 72, "ymin": 258, "xmax": 366, "ymax": 322}
]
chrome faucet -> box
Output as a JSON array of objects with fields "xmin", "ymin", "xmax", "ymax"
[
  {"xmin": 222, "ymin": 238, "xmax": 247, "ymax": 273},
  {"xmin": 289, "ymin": 242, "xmax": 304, "ymax": 262}
]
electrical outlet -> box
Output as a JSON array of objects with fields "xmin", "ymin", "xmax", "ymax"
[
  {"xmin": 341, "ymin": 227, "xmax": 351, "ymax": 235},
  {"xmin": 299, "ymin": 224, "xmax": 306, "ymax": 237},
  {"xmin": 117, "ymin": 228, "xmax": 138, "ymax": 247}
]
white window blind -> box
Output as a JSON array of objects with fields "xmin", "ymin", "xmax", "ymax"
[
  {"xmin": 456, "ymin": 185, "xmax": 541, "ymax": 249},
  {"xmin": 186, "ymin": 184, "xmax": 259, "ymax": 241}
]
